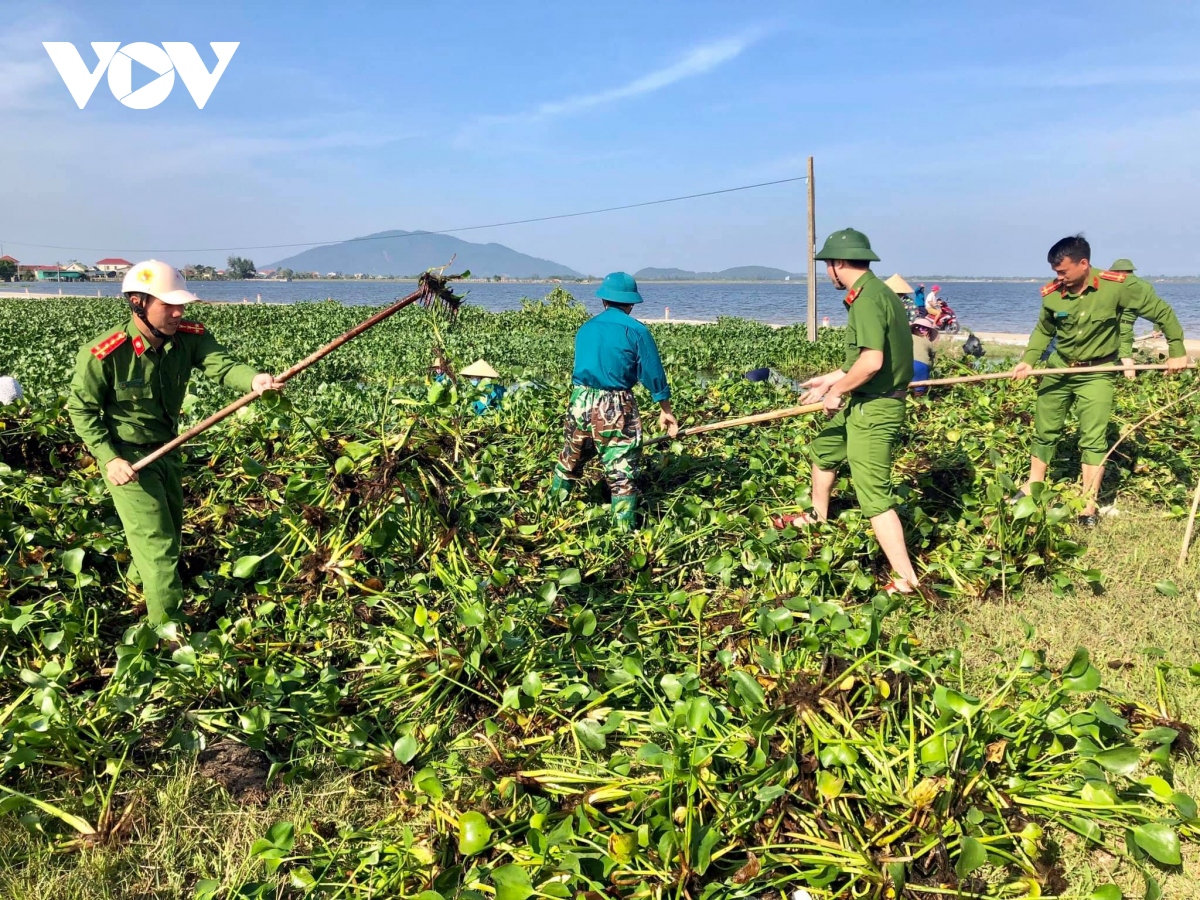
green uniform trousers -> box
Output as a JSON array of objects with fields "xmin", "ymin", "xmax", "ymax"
[
  {"xmin": 1031, "ymin": 371, "xmax": 1115, "ymax": 467},
  {"xmin": 808, "ymin": 396, "xmax": 905, "ymax": 518},
  {"xmin": 103, "ymin": 444, "xmax": 185, "ymax": 625}
]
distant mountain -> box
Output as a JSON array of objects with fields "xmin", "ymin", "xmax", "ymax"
[
  {"xmin": 634, "ymin": 265, "xmax": 802, "ymax": 281},
  {"xmin": 268, "ymin": 230, "xmax": 583, "ymax": 279}
]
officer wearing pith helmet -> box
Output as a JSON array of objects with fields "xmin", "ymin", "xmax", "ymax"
[
  {"xmin": 67, "ymin": 260, "xmax": 284, "ymax": 627},
  {"xmin": 782, "ymin": 229, "xmax": 925, "ymax": 596},
  {"xmin": 1011, "ymin": 236, "xmax": 1186, "ymax": 525},
  {"xmin": 1110, "ymin": 258, "xmax": 1156, "ymax": 381}
]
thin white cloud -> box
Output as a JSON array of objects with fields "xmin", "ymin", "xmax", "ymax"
[{"xmin": 458, "ymin": 31, "xmax": 761, "ymax": 145}]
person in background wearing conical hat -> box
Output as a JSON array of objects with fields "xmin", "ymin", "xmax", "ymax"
[
  {"xmin": 461, "ymin": 359, "xmax": 507, "ymax": 415},
  {"xmin": 779, "ymin": 228, "xmax": 925, "ymax": 597},
  {"xmin": 551, "ymin": 272, "xmax": 679, "ymax": 530},
  {"xmin": 1011, "ymin": 236, "xmax": 1186, "ymax": 526},
  {"xmin": 1110, "ymin": 258, "xmax": 1162, "ymax": 381},
  {"xmin": 67, "ymin": 260, "xmax": 284, "ymax": 628}
]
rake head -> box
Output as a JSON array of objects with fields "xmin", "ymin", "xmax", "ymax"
[{"xmin": 417, "ymin": 258, "xmax": 470, "ymax": 320}]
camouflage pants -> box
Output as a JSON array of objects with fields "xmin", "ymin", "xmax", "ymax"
[{"xmin": 554, "ymin": 387, "xmax": 642, "ymax": 497}]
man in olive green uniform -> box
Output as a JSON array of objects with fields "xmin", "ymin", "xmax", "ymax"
[
  {"xmin": 1111, "ymin": 258, "xmax": 1157, "ymax": 380},
  {"xmin": 784, "ymin": 228, "xmax": 923, "ymax": 595},
  {"xmin": 1012, "ymin": 236, "xmax": 1187, "ymax": 524},
  {"xmin": 67, "ymin": 260, "xmax": 283, "ymax": 625}
]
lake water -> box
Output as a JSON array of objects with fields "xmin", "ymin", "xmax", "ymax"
[{"xmin": 7, "ymin": 278, "xmax": 1200, "ymax": 336}]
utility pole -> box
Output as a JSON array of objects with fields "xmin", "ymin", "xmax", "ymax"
[{"xmin": 806, "ymin": 156, "xmax": 817, "ymax": 341}]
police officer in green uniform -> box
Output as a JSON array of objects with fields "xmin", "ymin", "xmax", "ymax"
[
  {"xmin": 67, "ymin": 260, "xmax": 283, "ymax": 625},
  {"xmin": 1012, "ymin": 237, "xmax": 1187, "ymax": 524},
  {"xmin": 785, "ymin": 228, "xmax": 923, "ymax": 595},
  {"xmin": 1110, "ymin": 258, "xmax": 1157, "ymax": 380}
]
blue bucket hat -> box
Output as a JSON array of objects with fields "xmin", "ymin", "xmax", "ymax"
[{"xmin": 596, "ymin": 271, "xmax": 643, "ymax": 305}]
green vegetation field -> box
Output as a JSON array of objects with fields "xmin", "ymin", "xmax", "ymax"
[{"xmin": 3, "ymin": 290, "xmax": 1200, "ymax": 899}]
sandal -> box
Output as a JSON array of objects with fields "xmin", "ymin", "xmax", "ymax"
[{"xmin": 770, "ymin": 511, "xmax": 819, "ymax": 529}]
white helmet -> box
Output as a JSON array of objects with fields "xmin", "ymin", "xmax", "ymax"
[
  {"xmin": 121, "ymin": 260, "xmax": 199, "ymax": 305},
  {"xmin": 0, "ymin": 375, "xmax": 22, "ymax": 405}
]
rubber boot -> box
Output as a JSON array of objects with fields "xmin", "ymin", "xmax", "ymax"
[
  {"xmin": 611, "ymin": 495, "xmax": 638, "ymax": 531},
  {"xmin": 550, "ymin": 473, "xmax": 571, "ymax": 501}
]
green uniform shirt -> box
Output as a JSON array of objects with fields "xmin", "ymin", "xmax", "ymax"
[
  {"xmin": 1022, "ymin": 268, "xmax": 1185, "ymax": 366},
  {"xmin": 1116, "ymin": 273, "xmax": 1156, "ymax": 358},
  {"xmin": 68, "ymin": 317, "xmax": 257, "ymax": 466},
  {"xmin": 841, "ymin": 270, "xmax": 914, "ymax": 396}
]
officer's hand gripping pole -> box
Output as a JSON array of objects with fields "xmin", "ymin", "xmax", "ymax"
[
  {"xmin": 131, "ymin": 267, "xmax": 467, "ymax": 473},
  {"xmin": 640, "ymin": 360, "xmax": 1195, "ymax": 447}
]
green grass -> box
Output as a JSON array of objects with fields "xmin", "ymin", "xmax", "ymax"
[{"xmin": 918, "ymin": 499, "xmax": 1200, "ymax": 898}]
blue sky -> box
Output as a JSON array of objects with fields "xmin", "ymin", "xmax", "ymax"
[{"xmin": 2, "ymin": 0, "xmax": 1200, "ymax": 275}]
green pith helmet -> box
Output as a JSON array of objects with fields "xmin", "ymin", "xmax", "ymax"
[
  {"xmin": 1109, "ymin": 258, "xmax": 1136, "ymax": 272},
  {"xmin": 596, "ymin": 271, "xmax": 644, "ymax": 305},
  {"xmin": 814, "ymin": 228, "xmax": 880, "ymax": 262}
]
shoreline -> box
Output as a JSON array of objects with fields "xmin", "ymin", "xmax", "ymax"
[{"xmin": 4, "ymin": 292, "xmax": 1196, "ymax": 356}]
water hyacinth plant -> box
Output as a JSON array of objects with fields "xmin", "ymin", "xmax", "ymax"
[{"xmin": 1, "ymin": 291, "xmax": 1199, "ymax": 898}]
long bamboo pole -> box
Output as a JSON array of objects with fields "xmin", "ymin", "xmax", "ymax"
[
  {"xmin": 132, "ymin": 283, "xmax": 432, "ymax": 471},
  {"xmin": 805, "ymin": 156, "xmax": 817, "ymax": 342},
  {"xmin": 644, "ymin": 402, "xmax": 824, "ymax": 447},
  {"xmin": 644, "ymin": 361, "xmax": 1195, "ymax": 446}
]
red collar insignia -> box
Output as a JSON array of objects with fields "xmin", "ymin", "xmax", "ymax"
[
  {"xmin": 1100, "ymin": 270, "xmax": 1128, "ymax": 283},
  {"xmin": 1040, "ymin": 280, "xmax": 1061, "ymax": 297},
  {"xmin": 176, "ymin": 321, "xmax": 206, "ymax": 335},
  {"xmin": 844, "ymin": 287, "xmax": 861, "ymax": 305},
  {"xmin": 89, "ymin": 330, "xmax": 128, "ymax": 360},
  {"xmin": 132, "ymin": 335, "xmax": 147, "ymax": 356}
]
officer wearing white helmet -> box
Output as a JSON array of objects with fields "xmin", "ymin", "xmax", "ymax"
[
  {"xmin": 0, "ymin": 375, "xmax": 23, "ymax": 406},
  {"xmin": 66, "ymin": 260, "xmax": 284, "ymax": 626}
]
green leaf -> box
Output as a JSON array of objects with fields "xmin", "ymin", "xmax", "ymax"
[
  {"xmin": 457, "ymin": 810, "xmax": 492, "ymax": 856},
  {"xmin": 729, "ymin": 670, "xmax": 765, "ymax": 707},
  {"xmin": 573, "ymin": 720, "xmax": 606, "ymax": 752},
  {"xmin": 231, "ymin": 554, "xmax": 268, "ymax": 580},
  {"xmin": 60, "ymin": 547, "xmax": 85, "ymax": 575},
  {"xmin": 1088, "ymin": 886, "xmax": 1122, "ymax": 900},
  {"xmin": 1066, "ymin": 815, "xmax": 1103, "ymax": 844},
  {"xmin": 266, "ymin": 821, "xmax": 294, "ymax": 849},
  {"xmin": 521, "ymin": 670, "xmax": 544, "ymax": 698},
  {"xmin": 1154, "ymin": 580, "xmax": 1180, "ymax": 597},
  {"xmin": 660, "ymin": 673, "xmax": 683, "ymax": 701},
  {"xmin": 241, "ymin": 457, "xmax": 267, "ymax": 476},
  {"xmin": 1064, "ymin": 664, "xmax": 1102, "ymax": 693},
  {"xmin": 413, "ymin": 767, "xmax": 443, "ymax": 800},
  {"xmin": 636, "ymin": 742, "xmax": 666, "ymax": 766},
  {"xmin": 955, "ymin": 836, "xmax": 988, "ymax": 878},
  {"xmin": 558, "ymin": 567, "xmax": 581, "ymax": 586},
  {"xmin": 392, "ymin": 735, "xmax": 418, "ymax": 764},
  {"xmin": 195, "ymin": 878, "xmax": 221, "ymax": 900},
  {"xmin": 1094, "ymin": 745, "xmax": 1141, "ymax": 777},
  {"xmin": 687, "ymin": 696, "xmax": 713, "ymax": 732},
  {"xmin": 1132, "ymin": 823, "xmax": 1181, "ymax": 865},
  {"xmin": 1011, "ymin": 494, "xmax": 1038, "ymax": 520},
  {"xmin": 933, "ymin": 685, "xmax": 980, "ymax": 718},
  {"xmin": 694, "ymin": 824, "xmax": 722, "ymax": 875},
  {"xmin": 1170, "ymin": 792, "xmax": 1198, "ymax": 820},
  {"xmin": 492, "ymin": 864, "xmax": 533, "ymax": 900}
]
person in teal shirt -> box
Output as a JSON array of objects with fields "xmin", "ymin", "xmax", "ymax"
[{"xmin": 552, "ymin": 272, "xmax": 679, "ymax": 529}]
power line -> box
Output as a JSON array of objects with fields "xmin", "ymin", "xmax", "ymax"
[{"xmin": 0, "ymin": 175, "xmax": 807, "ymax": 256}]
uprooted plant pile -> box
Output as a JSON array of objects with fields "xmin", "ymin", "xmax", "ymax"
[{"xmin": 1, "ymin": 291, "xmax": 1199, "ymax": 898}]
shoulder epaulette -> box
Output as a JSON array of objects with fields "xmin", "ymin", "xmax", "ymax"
[
  {"xmin": 1100, "ymin": 270, "xmax": 1128, "ymax": 283},
  {"xmin": 1040, "ymin": 280, "xmax": 1061, "ymax": 297},
  {"xmin": 176, "ymin": 321, "xmax": 206, "ymax": 335},
  {"xmin": 844, "ymin": 287, "xmax": 862, "ymax": 305},
  {"xmin": 90, "ymin": 330, "xmax": 128, "ymax": 360}
]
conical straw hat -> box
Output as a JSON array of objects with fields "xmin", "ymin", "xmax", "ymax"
[
  {"xmin": 460, "ymin": 359, "xmax": 499, "ymax": 379},
  {"xmin": 884, "ymin": 273, "xmax": 914, "ymax": 295}
]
